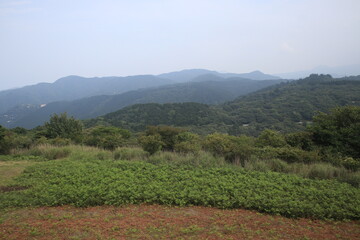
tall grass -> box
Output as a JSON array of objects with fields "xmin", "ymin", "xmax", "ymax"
[
  {"xmin": 7, "ymin": 144, "xmax": 360, "ymax": 187},
  {"xmin": 243, "ymin": 158, "xmax": 360, "ymax": 187}
]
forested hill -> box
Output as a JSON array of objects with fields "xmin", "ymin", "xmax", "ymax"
[
  {"xmin": 86, "ymin": 74, "xmax": 360, "ymax": 135},
  {"xmin": 225, "ymin": 74, "xmax": 360, "ymax": 135},
  {"xmin": 84, "ymin": 103, "xmax": 232, "ymax": 133},
  {"xmin": 2, "ymin": 77, "xmax": 283, "ymax": 129}
]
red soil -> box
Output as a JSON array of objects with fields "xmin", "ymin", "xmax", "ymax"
[{"xmin": 1, "ymin": 205, "xmax": 359, "ymax": 240}]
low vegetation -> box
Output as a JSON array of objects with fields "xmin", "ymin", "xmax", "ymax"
[
  {"xmin": 0, "ymin": 145, "xmax": 359, "ymax": 220},
  {"xmin": 0, "ymin": 105, "xmax": 359, "ymax": 222}
]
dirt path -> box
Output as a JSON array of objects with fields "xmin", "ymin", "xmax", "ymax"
[{"xmin": 1, "ymin": 205, "xmax": 359, "ymax": 239}]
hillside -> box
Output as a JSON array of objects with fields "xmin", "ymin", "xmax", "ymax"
[
  {"xmin": 3, "ymin": 77, "xmax": 283, "ymax": 129},
  {"xmin": 225, "ymin": 74, "xmax": 360, "ymax": 135},
  {"xmin": 0, "ymin": 69, "xmax": 281, "ymax": 115},
  {"xmin": 84, "ymin": 102, "xmax": 232, "ymax": 133},
  {"xmin": 0, "ymin": 75, "xmax": 172, "ymax": 114},
  {"xmin": 86, "ymin": 74, "xmax": 360, "ymax": 135}
]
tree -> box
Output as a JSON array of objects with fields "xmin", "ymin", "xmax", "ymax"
[
  {"xmin": 138, "ymin": 135, "xmax": 163, "ymax": 155},
  {"xmin": 203, "ymin": 133, "xmax": 254, "ymax": 166},
  {"xmin": 144, "ymin": 126, "xmax": 184, "ymax": 151},
  {"xmin": 45, "ymin": 113, "xmax": 83, "ymax": 142},
  {"xmin": 309, "ymin": 106, "xmax": 360, "ymax": 159},
  {"xmin": 84, "ymin": 126, "xmax": 131, "ymax": 150},
  {"xmin": 255, "ymin": 129, "xmax": 287, "ymax": 148},
  {"xmin": 174, "ymin": 132, "xmax": 201, "ymax": 154},
  {"xmin": 0, "ymin": 125, "xmax": 10, "ymax": 154}
]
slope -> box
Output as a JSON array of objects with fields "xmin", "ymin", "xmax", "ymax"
[
  {"xmin": 6, "ymin": 76, "xmax": 283, "ymax": 129},
  {"xmin": 86, "ymin": 74, "xmax": 360, "ymax": 135},
  {"xmin": 0, "ymin": 75, "xmax": 172, "ymax": 114}
]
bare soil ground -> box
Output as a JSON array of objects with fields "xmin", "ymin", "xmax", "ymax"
[{"xmin": 1, "ymin": 204, "xmax": 359, "ymax": 240}]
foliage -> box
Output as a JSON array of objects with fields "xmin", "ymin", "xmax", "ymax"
[
  {"xmin": 285, "ymin": 131, "xmax": 314, "ymax": 151},
  {"xmin": 113, "ymin": 147, "xmax": 148, "ymax": 161},
  {"xmin": 174, "ymin": 132, "xmax": 201, "ymax": 154},
  {"xmin": 84, "ymin": 126, "xmax": 130, "ymax": 150},
  {"xmin": 255, "ymin": 129, "xmax": 288, "ymax": 148},
  {"xmin": 0, "ymin": 157, "xmax": 359, "ymax": 220},
  {"xmin": 309, "ymin": 106, "xmax": 360, "ymax": 160},
  {"xmin": 85, "ymin": 102, "xmax": 232, "ymax": 134},
  {"xmin": 44, "ymin": 113, "xmax": 83, "ymax": 142},
  {"xmin": 255, "ymin": 146, "xmax": 321, "ymax": 164},
  {"xmin": 82, "ymin": 75, "xmax": 360, "ymax": 135},
  {"xmin": 0, "ymin": 125, "xmax": 10, "ymax": 154},
  {"xmin": 138, "ymin": 135, "xmax": 163, "ymax": 155},
  {"xmin": 203, "ymin": 133, "xmax": 254, "ymax": 165},
  {"xmin": 145, "ymin": 126, "xmax": 185, "ymax": 151}
]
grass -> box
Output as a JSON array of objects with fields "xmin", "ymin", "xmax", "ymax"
[
  {"xmin": 1, "ymin": 205, "xmax": 359, "ymax": 240},
  {"xmin": 243, "ymin": 158, "xmax": 360, "ymax": 187},
  {"xmin": 0, "ymin": 160, "xmax": 36, "ymax": 186},
  {"xmin": 0, "ymin": 146, "xmax": 359, "ymax": 219}
]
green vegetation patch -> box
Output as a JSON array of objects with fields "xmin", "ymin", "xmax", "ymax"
[{"xmin": 0, "ymin": 159, "xmax": 359, "ymax": 220}]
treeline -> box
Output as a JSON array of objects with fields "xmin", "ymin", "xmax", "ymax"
[{"xmin": 1, "ymin": 106, "xmax": 359, "ymax": 176}]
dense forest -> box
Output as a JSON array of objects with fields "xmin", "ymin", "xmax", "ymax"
[{"xmin": 84, "ymin": 74, "xmax": 360, "ymax": 135}]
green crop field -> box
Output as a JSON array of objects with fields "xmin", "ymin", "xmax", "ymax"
[{"xmin": 1, "ymin": 145, "xmax": 359, "ymax": 220}]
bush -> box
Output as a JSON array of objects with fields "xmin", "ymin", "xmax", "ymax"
[
  {"xmin": 203, "ymin": 133, "xmax": 254, "ymax": 165},
  {"xmin": 145, "ymin": 126, "xmax": 185, "ymax": 151},
  {"xmin": 84, "ymin": 126, "xmax": 131, "ymax": 151},
  {"xmin": 341, "ymin": 157, "xmax": 360, "ymax": 171},
  {"xmin": 256, "ymin": 129, "xmax": 287, "ymax": 148},
  {"xmin": 255, "ymin": 146, "xmax": 321, "ymax": 164},
  {"xmin": 138, "ymin": 135, "xmax": 163, "ymax": 155}
]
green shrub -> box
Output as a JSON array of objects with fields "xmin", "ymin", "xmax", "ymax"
[
  {"xmin": 174, "ymin": 132, "xmax": 201, "ymax": 154},
  {"xmin": 138, "ymin": 135, "xmax": 163, "ymax": 155},
  {"xmin": 256, "ymin": 129, "xmax": 287, "ymax": 148},
  {"xmin": 255, "ymin": 146, "xmax": 321, "ymax": 164},
  {"xmin": 341, "ymin": 157, "xmax": 360, "ymax": 171},
  {"xmin": 84, "ymin": 126, "xmax": 131, "ymax": 151}
]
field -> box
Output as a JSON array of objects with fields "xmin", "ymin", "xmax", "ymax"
[
  {"xmin": 0, "ymin": 145, "xmax": 359, "ymax": 239},
  {"xmin": 1, "ymin": 205, "xmax": 360, "ymax": 240}
]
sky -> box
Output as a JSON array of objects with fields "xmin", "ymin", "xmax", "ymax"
[{"xmin": 1, "ymin": 0, "xmax": 360, "ymax": 90}]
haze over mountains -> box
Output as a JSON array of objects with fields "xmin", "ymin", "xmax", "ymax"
[
  {"xmin": 85, "ymin": 74, "xmax": 360, "ymax": 135},
  {"xmin": 1, "ymin": 68, "xmax": 359, "ymax": 132},
  {"xmin": 276, "ymin": 64, "xmax": 360, "ymax": 79},
  {"xmin": 0, "ymin": 69, "xmax": 281, "ymax": 128}
]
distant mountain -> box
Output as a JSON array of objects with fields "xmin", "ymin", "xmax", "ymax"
[
  {"xmin": 85, "ymin": 74, "xmax": 360, "ymax": 135},
  {"xmin": 276, "ymin": 64, "xmax": 360, "ymax": 79},
  {"xmin": 5, "ymin": 75, "xmax": 283, "ymax": 129},
  {"xmin": 0, "ymin": 75, "xmax": 172, "ymax": 114},
  {"xmin": 158, "ymin": 69, "xmax": 281, "ymax": 83},
  {"xmin": 0, "ymin": 69, "xmax": 281, "ymax": 115}
]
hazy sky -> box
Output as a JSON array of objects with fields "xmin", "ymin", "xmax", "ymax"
[{"xmin": 1, "ymin": 0, "xmax": 360, "ymax": 90}]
